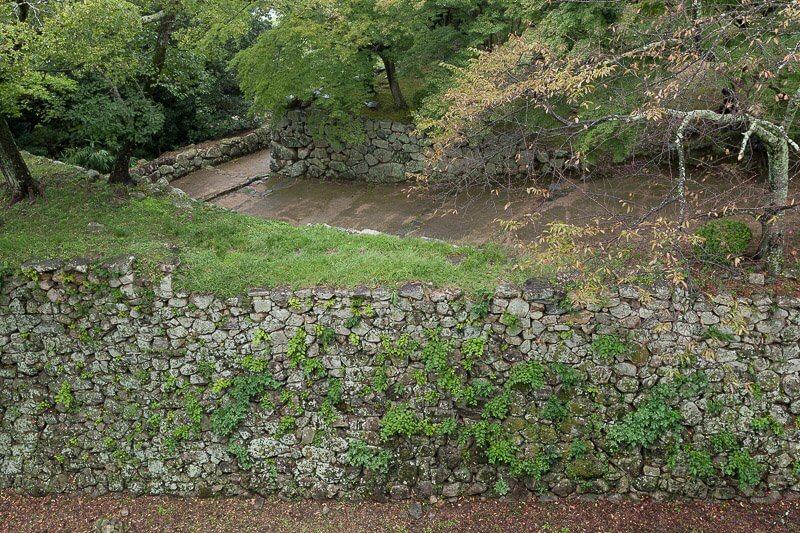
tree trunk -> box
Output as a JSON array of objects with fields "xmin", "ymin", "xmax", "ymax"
[
  {"xmin": 380, "ymin": 55, "xmax": 408, "ymax": 110},
  {"xmin": 756, "ymin": 139, "xmax": 789, "ymax": 274},
  {"xmin": 107, "ymin": 10, "xmax": 176, "ymax": 186},
  {"xmin": 109, "ymin": 141, "xmax": 135, "ymax": 185},
  {"xmin": 0, "ymin": 117, "xmax": 40, "ymax": 203}
]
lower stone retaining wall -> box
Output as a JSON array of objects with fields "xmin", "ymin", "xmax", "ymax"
[
  {"xmin": 1, "ymin": 258, "xmax": 799, "ymax": 501},
  {"xmin": 132, "ymin": 127, "xmax": 271, "ymax": 184}
]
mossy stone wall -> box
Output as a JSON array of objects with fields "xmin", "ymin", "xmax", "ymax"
[{"xmin": 1, "ymin": 259, "xmax": 799, "ymax": 502}]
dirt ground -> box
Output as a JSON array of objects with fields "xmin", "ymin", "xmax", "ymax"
[
  {"xmin": 170, "ymin": 151, "xmax": 800, "ymax": 257},
  {"xmin": 1, "ymin": 492, "xmax": 799, "ymax": 533}
]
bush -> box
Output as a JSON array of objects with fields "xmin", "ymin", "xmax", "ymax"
[
  {"xmin": 693, "ymin": 218, "xmax": 752, "ymax": 264},
  {"xmin": 62, "ymin": 145, "xmax": 114, "ymax": 173}
]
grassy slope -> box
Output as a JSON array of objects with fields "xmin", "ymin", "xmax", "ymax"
[{"xmin": 0, "ymin": 155, "xmax": 523, "ymax": 297}]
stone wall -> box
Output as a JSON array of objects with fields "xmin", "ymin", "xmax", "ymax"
[
  {"xmin": 2, "ymin": 258, "xmax": 800, "ymax": 502},
  {"xmin": 270, "ymin": 111, "xmax": 569, "ymax": 183},
  {"xmin": 132, "ymin": 127, "xmax": 271, "ymax": 184}
]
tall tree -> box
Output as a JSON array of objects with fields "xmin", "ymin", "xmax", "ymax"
[
  {"xmin": 1, "ymin": 0, "xmax": 155, "ymax": 200},
  {"xmin": 97, "ymin": 0, "xmax": 258, "ymax": 184},
  {"xmin": 423, "ymin": 0, "xmax": 800, "ymax": 273},
  {"xmin": 0, "ymin": 1, "xmax": 57, "ymax": 203},
  {"xmin": 233, "ymin": 0, "xmax": 522, "ymax": 128}
]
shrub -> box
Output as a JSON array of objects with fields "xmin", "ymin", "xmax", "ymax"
[
  {"xmin": 62, "ymin": 144, "xmax": 114, "ymax": 173},
  {"xmin": 693, "ymin": 218, "xmax": 752, "ymax": 264}
]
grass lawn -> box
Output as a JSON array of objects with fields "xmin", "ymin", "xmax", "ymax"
[{"xmin": 0, "ymin": 155, "xmax": 525, "ymax": 297}]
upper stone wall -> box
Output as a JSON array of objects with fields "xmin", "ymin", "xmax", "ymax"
[
  {"xmin": 1, "ymin": 258, "xmax": 799, "ymax": 502},
  {"xmin": 270, "ymin": 111, "xmax": 571, "ymax": 183}
]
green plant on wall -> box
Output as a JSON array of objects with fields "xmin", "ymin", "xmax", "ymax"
[
  {"xmin": 276, "ymin": 416, "xmax": 296, "ymax": 438},
  {"xmin": 751, "ymin": 416, "xmax": 784, "ymax": 437},
  {"xmin": 500, "ymin": 311, "xmax": 520, "ymax": 329},
  {"xmin": 315, "ymin": 325, "xmax": 336, "ymax": 353},
  {"xmin": 481, "ymin": 391, "xmax": 512, "ymax": 421},
  {"xmin": 346, "ymin": 439, "xmax": 392, "ymax": 475},
  {"xmin": 253, "ymin": 328, "xmax": 271, "ymax": 348},
  {"xmin": 469, "ymin": 289, "xmax": 493, "ymax": 320},
  {"xmin": 607, "ymin": 385, "xmax": 682, "ymax": 449},
  {"xmin": 239, "ymin": 354, "xmax": 270, "ymax": 374},
  {"xmin": 506, "ymin": 361, "xmax": 545, "ymax": 391},
  {"xmin": 211, "ymin": 373, "xmax": 280, "ymax": 437},
  {"xmin": 380, "ymin": 403, "xmax": 421, "ymax": 440},
  {"xmin": 287, "ymin": 328, "xmax": 325, "ymax": 379},
  {"xmin": 721, "ymin": 450, "xmax": 764, "ymax": 490},
  {"xmin": 420, "ymin": 329, "xmax": 454, "ymax": 373},
  {"xmin": 702, "ymin": 326, "xmax": 735, "ymax": 343},
  {"xmin": 54, "ymin": 381, "xmax": 76, "ymax": 411},
  {"xmin": 228, "ymin": 441, "xmax": 253, "ymax": 470},
  {"xmin": 461, "ymin": 336, "xmax": 486, "ymax": 373},
  {"xmin": 320, "ymin": 378, "xmax": 343, "ymax": 425},
  {"xmin": 591, "ymin": 335, "xmax": 629, "ymax": 362},
  {"xmin": 682, "ymin": 446, "xmax": 715, "ymax": 480}
]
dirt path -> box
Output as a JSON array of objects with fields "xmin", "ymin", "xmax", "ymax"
[
  {"xmin": 1, "ymin": 492, "xmax": 798, "ymax": 532},
  {"xmin": 170, "ymin": 151, "xmax": 800, "ymax": 250},
  {"xmin": 169, "ymin": 151, "xmax": 273, "ymax": 202}
]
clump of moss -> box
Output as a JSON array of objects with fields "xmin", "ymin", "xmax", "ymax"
[{"xmin": 693, "ymin": 218, "xmax": 752, "ymax": 264}]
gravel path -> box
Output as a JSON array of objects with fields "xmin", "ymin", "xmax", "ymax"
[{"xmin": 1, "ymin": 492, "xmax": 799, "ymax": 532}]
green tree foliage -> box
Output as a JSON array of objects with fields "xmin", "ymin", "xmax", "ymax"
[
  {"xmin": 233, "ymin": 0, "xmax": 529, "ymax": 136},
  {"xmin": 422, "ymin": 0, "xmax": 800, "ymax": 272},
  {"xmin": 2, "ymin": 0, "xmax": 261, "ymax": 192}
]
